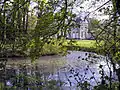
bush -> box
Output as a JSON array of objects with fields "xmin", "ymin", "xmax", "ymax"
[{"xmin": 40, "ymin": 39, "xmax": 67, "ymax": 56}]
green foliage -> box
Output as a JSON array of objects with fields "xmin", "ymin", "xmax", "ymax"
[
  {"xmin": 91, "ymin": 1, "xmax": 120, "ymax": 89},
  {"xmin": 0, "ymin": 0, "xmax": 75, "ymax": 61},
  {"xmin": 45, "ymin": 80, "xmax": 62, "ymax": 90},
  {"xmin": 40, "ymin": 39, "xmax": 67, "ymax": 56},
  {"xmin": 114, "ymin": 51, "xmax": 120, "ymax": 64},
  {"xmin": 78, "ymin": 81, "xmax": 90, "ymax": 90},
  {"xmin": 88, "ymin": 18, "xmax": 100, "ymax": 37},
  {"xmin": 0, "ymin": 82, "xmax": 4, "ymax": 90},
  {"xmin": 94, "ymin": 82, "xmax": 120, "ymax": 90},
  {"xmin": 94, "ymin": 84, "xmax": 108, "ymax": 90}
]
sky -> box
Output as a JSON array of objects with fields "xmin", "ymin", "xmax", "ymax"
[
  {"xmin": 72, "ymin": 0, "xmax": 112, "ymax": 20},
  {"xmin": 29, "ymin": 0, "xmax": 112, "ymax": 20}
]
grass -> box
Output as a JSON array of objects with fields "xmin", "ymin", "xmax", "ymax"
[
  {"xmin": 4, "ymin": 39, "xmax": 98, "ymax": 57},
  {"xmin": 41, "ymin": 40, "xmax": 98, "ymax": 55},
  {"xmin": 63, "ymin": 40, "xmax": 97, "ymax": 52}
]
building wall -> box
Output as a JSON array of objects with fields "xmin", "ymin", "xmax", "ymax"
[{"xmin": 67, "ymin": 20, "xmax": 92, "ymax": 40}]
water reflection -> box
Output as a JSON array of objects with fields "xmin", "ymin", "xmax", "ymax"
[{"xmin": 0, "ymin": 51, "xmax": 115, "ymax": 90}]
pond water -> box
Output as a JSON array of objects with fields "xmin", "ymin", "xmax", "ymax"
[{"xmin": 0, "ymin": 51, "xmax": 115, "ymax": 90}]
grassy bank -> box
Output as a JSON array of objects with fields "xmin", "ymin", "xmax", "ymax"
[
  {"xmin": 63, "ymin": 40, "xmax": 97, "ymax": 52},
  {"xmin": 4, "ymin": 40, "xmax": 98, "ymax": 57},
  {"xmin": 40, "ymin": 39, "xmax": 67, "ymax": 56},
  {"xmin": 39, "ymin": 40, "xmax": 98, "ymax": 55}
]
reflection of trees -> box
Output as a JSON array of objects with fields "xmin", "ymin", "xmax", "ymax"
[
  {"xmin": 0, "ymin": 64, "xmax": 61, "ymax": 89},
  {"xmin": 0, "ymin": 58, "xmax": 7, "ymax": 86}
]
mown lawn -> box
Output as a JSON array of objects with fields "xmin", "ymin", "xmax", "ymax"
[{"xmin": 63, "ymin": 40, "xmax": 97, "ymax": 52}]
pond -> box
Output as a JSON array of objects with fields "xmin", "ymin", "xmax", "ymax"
[{"xmin": 0, "ymin": 51, "xmax": 116, "ymax": 90}]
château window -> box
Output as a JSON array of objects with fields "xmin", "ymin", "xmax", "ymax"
[
  {"xmin": 81, "ymin": 27, "xmax": 83, "ymax": 30},
  {"xmin": 81, "ymin": 32, "xmax": 83, "ymax": 37}
]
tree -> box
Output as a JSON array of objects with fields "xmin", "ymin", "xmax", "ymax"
[
  {"xmin": 26, "ymin": 0, "xmax": 76, "ymax": 60},
  {"xmin": 0, "ymin": 0, "xmax": 76, "ymax": 60},
  {"xmin": 91, "ymin": 0, "xmax": 120, "ymax": 89},
  {"xmin": 88, "ymin": 18, "xmax": 100, "ymax": 38}
]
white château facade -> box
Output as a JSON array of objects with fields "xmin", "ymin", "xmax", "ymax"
[
  {"xmin": 66, "ymin": 17, "xmax": 92, "ymax": 39},
  {"xmin": 65, "ymin": 0, "xmax": 112, "ymax": 40}
]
